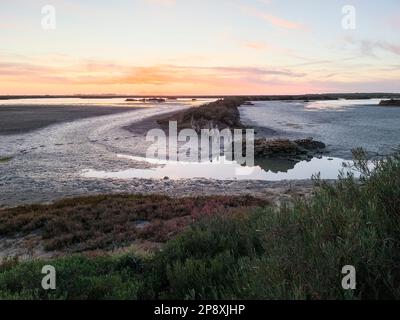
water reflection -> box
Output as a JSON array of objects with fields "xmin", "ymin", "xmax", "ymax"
[
  {"xmin": 81, "ymin": 155, "xmax": 359, "ymax": 181},
  {"xmin": 304, "ymin": 99, "xmax": 381, "ymax": 111},
  {"xmin": 255, "ymin": 158, "xmax": 297, "ymax": 173}
]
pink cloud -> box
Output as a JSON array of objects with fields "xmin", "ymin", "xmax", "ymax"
[
  {"xmin": 244, "ymin": 42, "xmax": 269, "ymax": 50},
  {"xmin": 241, "ymin": 6, "xmax": 307, "ymax": 30},
  {"xmin": 0, "ymin": 57, "xmax": 312, "ymax": 95},
  {"xmin": 1, "ymin": 57, "xmax": 398, "ymax": 95}
]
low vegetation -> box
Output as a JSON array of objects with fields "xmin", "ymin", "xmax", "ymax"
[
  {"xmin": 252, "ymin": 138, "xmax": 326, "ymax": 160},
  {"xmin": 379, "ymin": 99, "xmax": 400, "ymax": 107},
  {"xmin": 0, "ymin": 156, "xmax": 13, "ymax": 163},
  {"xmin": 157, "ymin": 97, "xmax": 246, "ymax": 132},
  {"xmin": 0, "ymin": 254, "xmax": 142, "ymax": 299},
  {"xmin": 0, "ymin": 194, "xmax": 267, "ymax": 253},
  {"xmin": 1, "ymin": 152, "xmax": 400, "ymax": 299},
  {"xmin": 141, "ymin": 152, "xmax": 400, "ymax": 299},
  {"xmin": 157, "ymin": 98, "xmax": 327, "ymax": 162}
]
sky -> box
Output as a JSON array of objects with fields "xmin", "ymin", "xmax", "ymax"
[{"xmin": 0, "ymin": 0, "xmax": 399, "ymax": 95}]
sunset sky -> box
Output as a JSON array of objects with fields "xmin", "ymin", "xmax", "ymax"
[{"xmin": 0, "ymin": 0, "xmax": 399, "ymax": 95}]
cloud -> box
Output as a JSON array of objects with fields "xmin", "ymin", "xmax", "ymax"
[
  {"xmin": 240, "ymin": 40, "xmax": 300, "ymax": 59},
  {"xmin": 93, "ymin": 65, "xmax": 306, "ymax": 86},
  {"xmin": 0, "ymin": 62, "xmax": 55, "ymax": 76},
  {"xmin": 0, "ymin": 57, "xmax": 309, "ymax": 94},
  {"xmin": 345, "ymin": 37, "xmax": 400, "ymax": 57},
  {"xmin": 1, "ymin": 56, "xmax": 398, "ymax": 95},
  {"xmin": 243, "ymin": 42, "xmax": 269, "ymax": 50},
  {"xmin": 241, "ymin": 5, "xmax": 307, "ymax": 30}
]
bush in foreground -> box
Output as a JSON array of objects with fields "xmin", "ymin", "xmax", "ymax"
[
  {"xmin": 1, "ymin": 153, "xmax": 400, "ymax": 299},
  {"xmin": 0, "ymin": 254, "xmax": 142, "ymax": 299}
]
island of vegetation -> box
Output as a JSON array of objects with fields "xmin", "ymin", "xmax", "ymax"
[
  {"xmin": 379, "ymin": 99, "xmax": 400, "ymax": 107},
  {"xmin": 157, "ymin": 97, "xmax": 327, "ymax": 161}
]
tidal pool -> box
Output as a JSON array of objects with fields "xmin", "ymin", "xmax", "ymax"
[{"xmin": 81, "ymin": 155, "xmax": 363, "ymax": 181}]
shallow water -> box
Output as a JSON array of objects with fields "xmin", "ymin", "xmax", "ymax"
[
  {"xmin": 81, "ymin": 155, "xmax": 360, "ymax": 181},
  {"xmin": 240, "ymin": 99, "xmax": 400, "ymax": 159}
]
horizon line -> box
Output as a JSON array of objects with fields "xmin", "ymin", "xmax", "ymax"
[{"xmin": 1, "ymin": 92, "xmax": 400, "ymax": 99}]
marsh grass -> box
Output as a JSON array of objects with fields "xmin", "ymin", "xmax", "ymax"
[
  {"xmin": 0, "ymin": 194, "xmax": 266, "ymax": 253},
  {"xmin": 157, "ymin": 97, "xmax": 245, "ymax": 132},
  {"xmin": 1, "ymin": 152, "xmax": 400, "ymax": 300}
]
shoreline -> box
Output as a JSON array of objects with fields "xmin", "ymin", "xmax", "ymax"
[
  {"xmin": 0, "ymin": 175, "xmax": 317, "ymax": 209},
  {"xmin": 0, "ymin": 104, "xmax": 144, "ymax": 136}
]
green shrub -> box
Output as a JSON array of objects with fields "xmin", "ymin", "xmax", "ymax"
[
  {"xmin": 140, "ymin": 152, "xmax": 400, "ymax": 299},
  {"xmin": 0, "ymin": 254, "xmax": 142, "ymax": 300},
  {"xmin": 139, "ymin": 214, "xmax": 263, "ymax": 299}
]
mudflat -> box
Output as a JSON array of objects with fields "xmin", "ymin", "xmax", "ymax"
[{"xmin": 0, "ymin": 105, "xmax": 141, "ymax": 135}]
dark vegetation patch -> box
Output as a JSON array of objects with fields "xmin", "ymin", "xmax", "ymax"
[
  {"xmin": 252, "ymin": 138, "xmax": 326, "ymax": 160},
  {"xmin": 0, "ymin": 254, "xmax": 142, "ymax": 299},
  {"xmin": 157, "ymin": 97, "xmax": 246, "ymax": 132},
  {"xmin": 0, "ymin": 194, "xmax": 268, "ymax": 253},
  {"xmin": 157, "ymin": 97, "xmax": 327, "ymax": 161},
  {"xmin": 0, "ymin": 156, "xmax": 13, "ymax": 163},
  {"xmin": 379, "ymin": 99, "xmax": 400, "ymax": 107}
]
